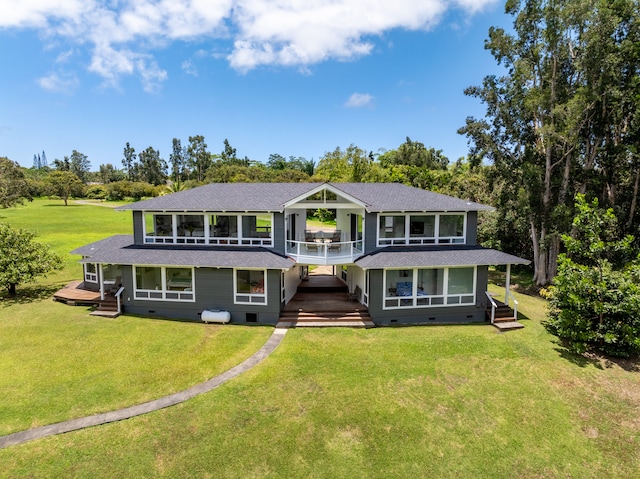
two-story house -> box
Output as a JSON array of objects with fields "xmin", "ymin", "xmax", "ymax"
[{"xmin": 71, "ymin": 182, "xmax": 529, "ymax": 325}]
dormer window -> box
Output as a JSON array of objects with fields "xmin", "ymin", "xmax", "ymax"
[{"xmin": 378, "ymin": 213, "xmax": 466, "ymax": 246}]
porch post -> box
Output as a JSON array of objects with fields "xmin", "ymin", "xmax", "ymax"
[
  {"xmin": 505, "ymin": 263, "xmax": 511, "ymax": 304},
  {"xmin": 99, "ymin": 263, "xmax": 105, "ymax": 301}
]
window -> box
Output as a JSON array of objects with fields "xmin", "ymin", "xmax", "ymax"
[
  {"xmin": 383, "ymin": 267, "xmax": 475, "ymax": 309},
  {"xmin": 144, "ymin": 213, "xmax": 173, "ymax": 242},
  {"xmin": 446, "ymin": 267, "xmax": 475, "ymax": 304},
  {"xmin": 378, "ymin": 215, "xmax": 406, "ymax": 245},
  {"xmin": 176, "ymin": 215, "xmax": 205, "ymax": 243},
  {"xmin": 409, "ymin": 215, "xmax": 436, "ymax": 244},
  {"xmin": 84, "ymin": 262, "xmax": 98, "ymax": 283},
  {"xmin": 439, "ymin": 214, "xmax": 465, "ymax": 244},
  {"xmin": 378, "ymin": 213, "xmax": 466, "ymax": 246},
  {"xmin": 241, "ymin": 214, "xmax": 272, "ymax": 245},
  {"xmin": 235, "ymin": 269, "xmax": 267, "ymax": 304},
  {"xmin": 134, "ymin": 266, "xmax": 194, "ymax": 301},
  {"xmin": 210, "ymin": 215, "xmax": 239, "ymax": 244}
]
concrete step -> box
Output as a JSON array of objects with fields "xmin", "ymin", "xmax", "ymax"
[
  {"xmin": 276, "ymin": 320, "xmax": 375, "ymax": 329},
  {"xmin": 90, "ymin": 310, "xmax": 121, "ymax": 318},
  {"xmin": 492, "ymin": 321, "xmax": 524, "ymax": 331}
]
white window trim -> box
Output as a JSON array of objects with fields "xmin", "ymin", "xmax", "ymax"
[
  {"xmin": 382, "ymin": 266, "xmax": 476, "ymax": 310},
  {"xmin": 376, "ymin": 213, "xmax": 467, "ymax": 247},
  {"xmin": 363, "ymin": 270, "xmax": 370, "ymax": 306},
  {"xmin": 143, "ymin": 212, "xmax": 274, "ymax": 248},
  {"xmin": 83, "ymin": 261, "xmax": 98, "ymax": 283},
  {"xmin": 133, "ymin": 265, "xmax": 196, "ymax": 302},
  {"xmin": 234, "ymin": 268, "xmax": 268, "ymax": 305}
]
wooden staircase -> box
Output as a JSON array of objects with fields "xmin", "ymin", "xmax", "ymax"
[
  {"xmin": 486, "ymin": 299, "xmax": 523, "ymax": 331},
  {"xmin": 90, "ymin": 296, "xmax": 121, "ymax": 318},
  {"xmin": 277, "ymin": 310, "xmax": 375, "ymax": 329}
]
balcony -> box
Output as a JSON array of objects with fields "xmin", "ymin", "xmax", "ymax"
[{"xmin": 286, "ymin": 239, "xmax": 364, "ymax": 265}]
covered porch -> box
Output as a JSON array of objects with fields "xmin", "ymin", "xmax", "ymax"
[{"xmin": 278, "ymin": 265, "xmax": 373, "ymax": 328}]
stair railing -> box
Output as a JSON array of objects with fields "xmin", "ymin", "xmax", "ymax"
[
  {"xmin": 115, "ymin": 286, "xmax": 125, "ymax": 314},
  {"xmin": 506, "ymin": 290, "xmax": 519, "ymax": 320},
  {"xmin": 485, "ymin": 291, "xmax": 497, "ymax": 324}
]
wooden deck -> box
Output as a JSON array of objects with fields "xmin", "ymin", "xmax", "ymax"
[
  {"xmin": 279, "ymin": 269, "xmax": 373, "ymax": 327},
  {"xmin": 53, "ymin": 281, "xmax": 101, "ymax": 305}
]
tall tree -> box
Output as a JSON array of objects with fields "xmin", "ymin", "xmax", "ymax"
[
  {"xmin": 137, "ymin": 147, "xmax": 167, "ymax": 186},
  {"xmin": 0, "ymin": 157, "xmax": 32, "ymax": 208},
  {"xmin": 122, "ymin": 142, "xmax": 138, "ymax": 182},
  {"xmin": 169, "ymin": 138, "xmax": 187, "ymax": 183},
  {"xmin": 187, "ymin": 135, "xmax": 212, "ymax": 182},
  {"xmin": 98, "ymin": 164, "xmax": 125, "ymax": 184},
  {"xmin": 458, "ymin": 0, "xmax": 633, "ymax": 285},
  {"xmin": 69, "ymin": 150, "xmax": 90, "ymax": 183}
]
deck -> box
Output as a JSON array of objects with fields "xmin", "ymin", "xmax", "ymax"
[
  {"xmin": 53, "ymin": 281, "xmax": 101, "ymax": 305},
  {"xmin": 279, "ymin": 269, "xmax": 373, "ymax": 328}
]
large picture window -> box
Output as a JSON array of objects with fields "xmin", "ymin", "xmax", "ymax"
[
  {"xmin": 134, "ymin": 266, "xmax": 194, "ymax": 301},
  {"xmin": 383, "ymin": 266, "xmax": 475, "ymax": 309},
  {"xmin": 144, "ymin": 212, "xmax": 273, "ymax": 246},
  {"xmin": 235, "ymin": 269, "xmax": 267, "ymax": 304},
  {"xmin": 378, "ymin": 213, "xmax": 466, "ymax": 246}
]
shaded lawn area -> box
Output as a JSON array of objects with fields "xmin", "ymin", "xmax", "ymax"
[{"xmin": 2, "ymin": 292, "xmax": 640, "ymax": 478}]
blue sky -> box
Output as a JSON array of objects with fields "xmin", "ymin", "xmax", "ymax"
[{"xmin": 0, "ymin": 1, "xmax": 511, "ymax": 171}]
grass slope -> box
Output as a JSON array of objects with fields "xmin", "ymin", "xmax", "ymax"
[{"xmin": 1, "ymin": 200, "xmax": 639, "ymax": 477}]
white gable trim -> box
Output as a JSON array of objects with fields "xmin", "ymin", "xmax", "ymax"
[{"xmin": 282, "ymin": 182, "xmax": 368, "ymax": 209}]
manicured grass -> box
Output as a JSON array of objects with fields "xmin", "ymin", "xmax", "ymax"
[
  {"xmin": 2, "ymin": 293, "xmax": 640, "ymax": 477},
  {"xmin": 0, "ymin": 299, "xmax": 271, "ymax": 435},
  {"xmin": 2, "ymin": 200, "xmax": 640, "ymax": 477}
]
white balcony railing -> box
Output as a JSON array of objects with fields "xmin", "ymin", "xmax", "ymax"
[{"xmin": 286, "ymin": 240, "xmax": 364, "ymax": 265}]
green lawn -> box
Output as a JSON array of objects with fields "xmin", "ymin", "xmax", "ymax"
[{"xmin": 1, "ymin": 200, "xmax": 640, "ymax": 477}]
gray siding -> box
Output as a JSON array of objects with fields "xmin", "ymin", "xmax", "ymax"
[
  {"xmin": 272, "ymin": 212, "xmax": 286, "ymax": 255},
  {"xmin": 133, "ymin": 211, "xmax": 144, "ymax": 245},
  {"xmin": 364, "ymin": 212, "xmax": 378, "ymax": 253},
  {"xmin": 466, "ymin": 211, "xmax": 477, "ymax": 245},
  {"xmin": 120, "ymin": 267, "xmax": 282, "ymax": 324},
  {"xmin": 366, "ymin": 267, "xmax": 489, "ymax": 326}
]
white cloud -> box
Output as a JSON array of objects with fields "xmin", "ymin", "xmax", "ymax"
[
  {"xmin": 37, "ymin": 71, "xmax": 79, "ymax": 93},
  {"xmin": 0, "ymin": 0, "xmax": 498, "ymax": 89},
  {"xmin": 345, "ymin": 93, "xmax": 373, "ymax": 108},
  {"xmin": 181, "ymin": 59, "xmax": 198, "ymax": 76}
]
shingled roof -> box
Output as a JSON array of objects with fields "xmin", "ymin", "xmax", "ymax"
[
  {"xmin": 355, "ymin": 245, "xmax": 530, "ymax": 269},
  {"xmin": 71, "ymin": 235, "xmax": 295, "ymax": 269},
  {"xmin": 116, "ymin": 182, "xmax": 494, "ymax": 213}
]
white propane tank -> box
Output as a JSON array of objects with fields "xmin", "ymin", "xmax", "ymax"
[{"xmin": 201, "ymin": 310, "xmax": 231, "ymax": 324}]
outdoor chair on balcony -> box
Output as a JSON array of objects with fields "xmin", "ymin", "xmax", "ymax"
[{"xmin": 328, "ymin": 230, "xmax": 342, "ymax": 252}]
